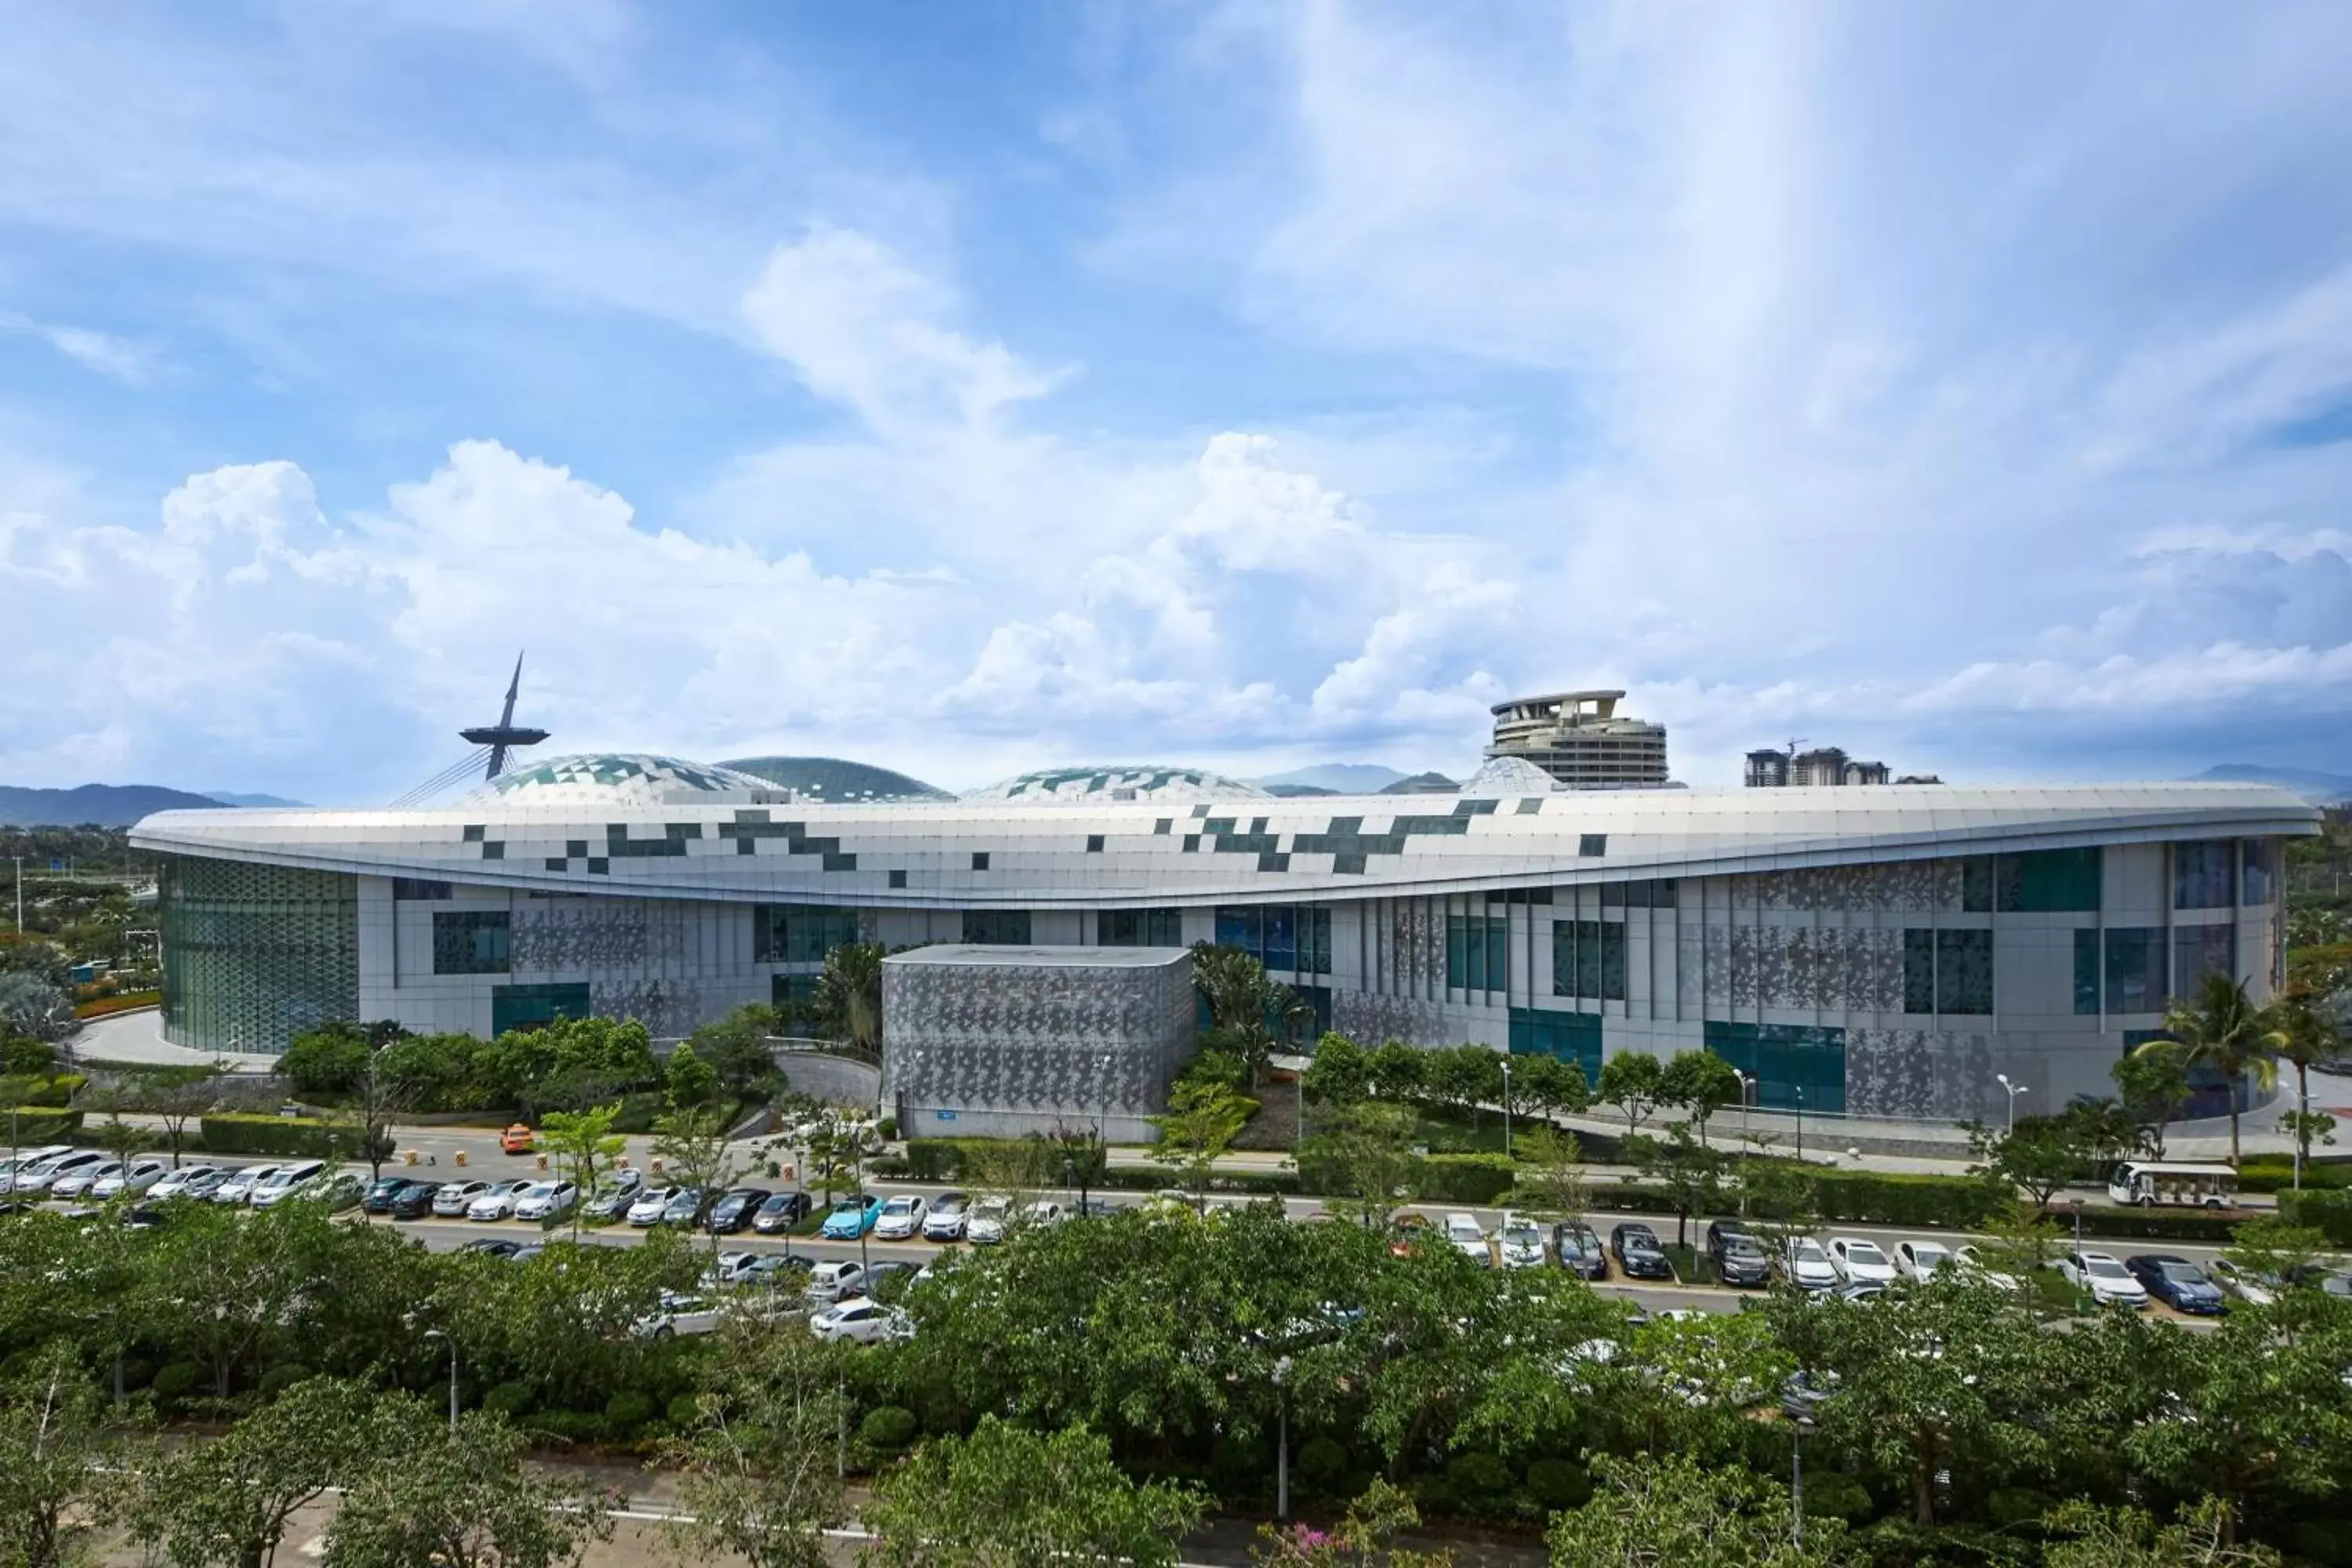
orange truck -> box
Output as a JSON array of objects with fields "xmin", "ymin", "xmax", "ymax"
[{"xmin": 500, "ymin": 1123, "xmax": 535, "ymax": 1155}]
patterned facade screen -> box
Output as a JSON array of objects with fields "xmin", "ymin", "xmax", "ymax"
[{"xmin": 160, "ymin": 856, "xmax": 358, "ymax": 1055}]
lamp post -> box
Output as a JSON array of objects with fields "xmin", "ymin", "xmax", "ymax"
[
  {"xmin": 423, "ymin": 1328, "xmax": 457, "ymax": 1430},
  {"xmin": 1793, "ymin": 1087, "xmax": 1806, "ymax": 1163},
  {"xmin": 1791, "ymin": 1412, "xmax": 1813, "ymax": 1547},
  {"xmin": 1995, "ymin": 1073, "xmax": 2027, "ymax": 1135},
  {"xmin": 1501, "ymin": 1056, "xmax": 1513, "ymax": 1157},
  {"xmin": 1733, "ymin": 1070, "xmax": 1755, "ymax": 1151},
  {"xmin": 1274, "ymin": 1355, "xmax": 1294, "ymax": 1522}
]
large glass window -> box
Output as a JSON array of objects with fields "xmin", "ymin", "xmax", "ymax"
[
  {"xmin": 1960, "ymin": 857, "xmax": 1994, "ymax": 914},
  {"xmin": 2173, "ymin": 841, "xmax": 2236, "ymax": 910},
  {"xmin": 961, "ymin": 909, "xmax": 1033, "ymax": 945},
  {"xmin": 1211, "ymin": 906, "xmax": 1331, "ymax": 973},
  {"xmin": 432, "ymin": 910, "xmax": 510, "ymax": 975},
  {"xmin": 393, "ymin": 878, "xmax": 452, "ymax": 901},
  {"xmin": 1599, "ymin": 879, "xmax": 1676, "ymax": 909},
  {"xmin": 1705, "ymin": 1022, "xmax": 1846, "ymax": 1114},
  {"xmin": 1447, "ymin": 915, "xmax": 1509, "ymax": 992},
  {"xmin": 492, "ymin": 982, "xmax": 589, "ymax": 1036},
  {"xmin": 2103, "ymin": 927, "xmax": 2169, "ymax": 1014},
  {"xmin": 2243, "ymin": 839, "xmax": 2278, "ymax": 906},
  {"xmin": 753, "ymin": 906, "xmax": 862, "ymax": 964},
  {"xmin": 1099, "ymin": 908, "xmax": 1183, "ymax": 946},
  {"xmin": 2172, "ymin": 924, "xmax": 2237, "ymax": 996},
  {"xmin": 1552, "ymin": 920, "xmax": 1626, "ymax": 1002},
  {"xmin": 1901, "ymin": 927, "xmax": 1993, "ymax": 1014},
  {"xmin": 771, "ymin": 972, "xmax": 818, "ymax": 1013},
  {"xmin": 1509, "ymin": 1007, "xmax": 1601, "ymax": 1081},
  {"xmin": 2074, "ymin": 928, "xmax": 2101, "ymax": 1015},
  {"xmin": 1996, "ymin": 848, "xmax": 2101, "ymax": 913}
]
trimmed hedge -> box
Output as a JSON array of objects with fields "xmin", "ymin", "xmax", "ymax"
[
  {"xmin": 0, "ymin": 1108, "xmax": 82, "ymax": 1143},
  {"xmin": 2073, "ymin": 1207, "xmax": 2249, "ymax": 1243},
  {"xmin": 2279, "ymin": 1190, "xmax": 2352, "ymax": 1247},
  {"xmin": 1422, "ymin": 1152, "xmax": 1519, "ymax": 1204},
  {"xmin": 2238, "ymin": 1156, "xmax": 2352, "ymax": 1196},
  {"xmin": 198, "ymin": 1112, "xmax": 392, "ymax": 1161}
]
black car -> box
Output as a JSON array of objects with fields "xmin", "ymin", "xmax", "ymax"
[
  {"xmin": 1704, "ymin": 1220, "xmax": 1771, "ymax": 1287},
  {"xmin": 751, "ymin": 1191, "xmax": 814, "ymax": 1235},
  {"xmin": 388, "ymin": 1181, "xmax": 443, "ymax": 1220},
  {"xmin": 1552, "ymin": 1221, "xmax": 1608, "ymax": 1280},
  {"xmin": 1610, "ymin": 1221, "xmax": 1673, "ymax": 1281},
  {"xmin": 459, "ymin": 1237, "xmax": 524, "ymax": 1259},
  {"xmin": 361, "ymin": 1174, "xmax": 414, "ymax": 1214},
  {"xmin": 706, "ymin": 1187, "xmax": 774, "ymax": 1235},
  {"xmin": 2126, "ymin": 1254, "xmax": 2226, "ymax": 1315}
]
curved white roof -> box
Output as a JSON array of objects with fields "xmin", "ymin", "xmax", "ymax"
[
  {"xmin": 962, "ymin": 765, "xmax": 1270, "ymax": 804},
  {"xmin": 470, "ymin": 753, "xmax": 787, "ymax": 806},
  {"xmin": 130, "ymin": 781, "xmax": 2319, "ymax": 911}
]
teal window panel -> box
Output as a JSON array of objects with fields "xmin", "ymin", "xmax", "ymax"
[
  {"xmin": 771, "ymin": 972, "xmax": 819, "ymax": 1011},
  {"xmin": 1903, "ymin": 929, "xmax": 1936, "ymax": 1014},
  {"xmin": 2074, "ymin": 928, "xmax": 2101, "ymax": 1015},
  {"xmin": 1705, "ymin": 1021, "xmax": 1846, "ymax": 1114},
  {"xmin": 2172, "ymin": 924, "xmax": 2236, "ymax": 999},
  {"xmin": 1211, "ymin": 906, "xmax": 1330, "ymax": 974},
  {"xmin": 1446, "ymin": 915, "xmax": 1508, "ymax": 991},
  {"xmin": 491, "ymin": 982, "xmax": 589, "ymax": 1037},
  {"xmin": 1551, "ymin": 920, "xmax": 1624, "ymax": 1002},
  {"xmin": 753, "ymin": 906, "xmax": 863, "ymax": 964},
  {"xmin": 2104, "ymin": 927, "xmax": 2168, "ymax": 1013},
  {"xmin": 1937, "ymin": 929, "xmax": 1993, "ymax": 1014},
  {"xmin": 1508, "ymin": 1007, "xmax": 1601, "ymax": 1082},
  {"xmin": 1996, "ymin": 848, "xmax": 2102, "ymax": 913}
]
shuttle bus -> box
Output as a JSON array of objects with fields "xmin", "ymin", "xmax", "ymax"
[{"xmin": 2107, "ymin": 1161, "xmax": 2238, "ymax": 1209}]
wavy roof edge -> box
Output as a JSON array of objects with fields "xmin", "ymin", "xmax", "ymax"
[{"xmin": 717, "ymin": 755, "xmax": 953, "ymax": 802}]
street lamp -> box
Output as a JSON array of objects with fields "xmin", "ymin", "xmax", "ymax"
[
  {"xmin": 1274, "ymin": 1354, "xmax": 1294, "ymax": 1522},
  {"xmin": 422, "ymin": 1328, "xmax": 457, "ymax": 1430},
  {"xmin": 1995, "ymin": 1073, "xmax": 2027, "ymax": 1135},
  {"xmin": 1791, "ymin": 1411, "xmax": 1814, "ymax": 1547},
  {"xmin": 1733, "ymin": 1070, "xmax": 1755, "ymax": 1150},
  {"xmin": 1500, "ymin": 1056, "xmax": 1512, "ymax": 1157},
  {"xmin": 1793, "ymin": 1087, "xmax": 1806, "ymax": 1163}
]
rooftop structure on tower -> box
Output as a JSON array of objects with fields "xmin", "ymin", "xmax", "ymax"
[
  {"xmin": 459, "ymin": 653, "xmax": 550, "ymax": 781},
  {"xmin": 1486, "ymin": 690, "xmax": 1668, "ymax": 789}
]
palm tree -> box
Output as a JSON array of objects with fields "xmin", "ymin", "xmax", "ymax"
[
  {"xmin": 1188, "ymin": 942, "xmax": 1307, "ymax": 1087},
  {"xmin": 2270, "ymin": 989, "xmax": 2346, "ymax": 1181},
  {"xmin": 811, "ymin": 942, "xmax": 886, "ymax": 1054},
  {"xmin": 2140, "ymin": 974, "xmax": 2284, "ymax": 1167}
]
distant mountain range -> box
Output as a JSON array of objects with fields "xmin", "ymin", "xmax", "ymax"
[
  {"xmin": 0, "ymin": 784, "xmax": 307, "ymax": 827},
  {"xmin": 2192, "ymin": 764, "xmax": 2352, "ymax": 803},
  {"xmin": 1251, "ymin": 764, "xmax": 1414, "ymax": 794}
]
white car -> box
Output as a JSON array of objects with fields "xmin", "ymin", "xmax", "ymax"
[
  {"xmin": 921, "ymin": 1191, "xmax": 972, "ymax": 1240},
  {"xmin": 147, "ymin": 1163, "xmax": 223, "ymax": 1200},
  {"xmin": 709, "ymin": 1250, "xmax": 765, "ymax": 1286},
  {"xmin": 1782, "ymin": 1237, "xmax": 1838, "ymax": 1291},
  {"xmin": 1894, "ymin": 1240, "xmax": 1952, "ymax": 1280},
  {"xmin": 513, "ymin": 1181, "xmax": 578, "ymax": 1221},
  {"xmin": 1828, "ymin": 1237, "xmax": 1898, "ymax": 1286},
  {"xmin": 466, "ymin": 1180, "xmax": 529, "ymax": 1221},
  {"xmin": 807, "ymin": 1259, "xmax": 869, "ymax": 1304},
  {"xmin": 2056, "ymin": 1250, "xmax": 2149, "ymax": 1309},
  {"xmin": 433, "ymin": 1180, "xmax": 492, "ymax": 1218},
  {"xmin": 0, "ymin": 1146, "xmax": 73, "ymax": 1193},
  {"xmin": 249, "ymin": 1161, "xmax": 327, "ymax": 1208},
  {"xmin": 53, "ymin": 1160, "xmax": 133, "ymax": 1200},
  {"xmin": 866, "ymin": 1193, "xmax": 927, "ymax": 1240},
  {"xmin": 212, "ymin": 1164, "xmax": 280, "ymax": 1205},
  {"xmin": 2208, "ymin": 1258, "xmax": 2278, "ymax": 1308},
  {"xmin": 811, "ymin": 1297, "xmax": 913, "ymax": 1345},
  {"xmin": 21, "ymin": 1151, "xmax": 108, "ymax": 1196},
  {"xmin": 633, "ymin": 1290, "xmax": 721, "ymax": 1338},
  {"xmin": 1951, "ymin": 1246, "xmax": 2020, "ymax": 1293},
  {"xmin": 1494, "ymin": 1213, "xmax": 1547, "ymax": 1269},
  {"xmin": 1444, "ymin": 1212, "xmax": 1490, "ymax": 1263},
  {"xmin": 626, "ymin": 1186, "xmax": 677, "ymax": 1227},
  {"xmin": 965, "ymin": 1197, "xmax": 1014, "ymax": 1245},
  {"xmin": 1022, "ymin": 1200, "xmax": 1066, "ymax": 1229}
]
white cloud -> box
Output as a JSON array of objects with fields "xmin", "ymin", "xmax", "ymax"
[{"xmin": 0, "ymin": 311, "xmax": 157, "ymax": 383}]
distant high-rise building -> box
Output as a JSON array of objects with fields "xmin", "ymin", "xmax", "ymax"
[
  {"xmin": 1486, "ymin": 691, "xmax": 1668, "ymax": 788},
  {"xmin": 1747, "ymin": 742, "xmax": 1909, "ymax": 788}
]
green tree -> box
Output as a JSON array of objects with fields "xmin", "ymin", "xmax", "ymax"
[
  {"xmin": 687, "ymin": 1004, "xmax": 786, "ymax": 1100},
  {"xmin": 280, "ymin": 1019, "xmax": 405, "ymax": 1098},
  {"xmin": 1425, "ymin": 1045, "xmax": 1503, "ymax": 1134},
  {"xmin": 0, "ymin": 1343, "xmax": 143, "ymax": 1568},
  {"xmin": 140, "ymin": 1197, "xmax": 321, "ymax": 1396},
  {"xmin": 2143, "ymin": 975, "xmax": 2285, "ymax": 1167},
  {"xmin": 859, "ymin": 1417, "xmax": 1206, "ymax": 1568},
  {"xmin": 1367, "ymin": 1040, "xmax": 1429, "ymax": 1101},
  {"xmin": 130, "ymin": 1375, "xmax": 383, "ymax": 1568},
  {"xmin": 2043, "ymin": 1499, "xmax": 2280, "ymax": 1568},
  {"xmin": 1512, "ymin": 1123, "xmax": 1588, "ymax": 1225},
  {"xmin": 1048, "ymin": 1121, "xmax": 1109, "ymax": 1214},
  {"xmin": 1299, "ymin": 1100, "xmax": 1425, "ymax": 1227},
  {"xmin": 1544, "ymin": 1453, "xmax": 1849, "ymax": 1567},
  {"xmin": 652, "ymin": 1103, "xmax": 740, "ymax": 1246},
  {"xmin": 1189, "ymin": 943, "xmax": 1308, "ymax": 1086},
  {"xmin": 1595, "ymin": 1051, "xmax": 1666, "ymax": 1138},
  {"xmin": 1625, "ymin": 1123, "xmax": 1729, "ymax": 1249},
  {"xmin": 2113, "ymin": 1044, "xmax": 2190, "ymax": 1160},
  {"xmin": 1980, "ymin": 1113, "xmax": 2092, "ymax": 1210},
  {"xmin": 665, "ymin": 1042, "xmax": 722, "ymax": 1112},
  {"xmin": 2270, "ymin": 991, "xmax": 2346, "ymax": 1183},
  {"xmin": 1301, "ymin": 1032, "xmax": 1372, "ymax": 1107},
  {"xmin": 125, "ymin": 1062, "xmax": 226, "ymax": 1167},
  {"xmin": 0, "ymin": 972, "xmax": 74, "ymax": 1044},
  {"xmin": 1253, "ymin": 1479, "xmax": 1450, "ymax": 1568},
  {"xmin": 663, "ymin": 1316, "xmax": 849, "ymax": 1568},
  {"xmin": 2063, "ymin": 1095, "xmax": 2143, "ymax": 1167},
  {"xmin": 1513, "ymin": 1051, "xmax": 1591, "ymax": 1122},
  {"xmin": 811, "ymin": 942, "xmax": 886, "ymax": 1054},
  {"xmin": 539, "ymin": 1103, "xmax": 626, "ymax": 1240},
  {"xmin": 324, "ymin": 1403, "xmax": 608, "ymax": 1568},
  {"xmin": 1661, "ymin": 1049, "xmax": 1743, "ymax": 1147},
  {"xmin": 1153, "ymin": 1079, "xmax": 1253, "ymax": 1203}
]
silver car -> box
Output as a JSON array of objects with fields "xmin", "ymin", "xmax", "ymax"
[{"xmin": 212, "ymin": 1165, "xmax": 281, "ymax": 1205}]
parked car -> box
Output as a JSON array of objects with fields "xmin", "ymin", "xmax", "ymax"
[
  {"xmin": 705, "ymin": 1187, "xmax": 773, "ymax": 1235},
  {"xmin": 811, "ymin": 1298, "xmax": 913, "ymax": 1345},
  {"xmin": 920, "ymin": 1190, "xmax": 971, "ymax": 1241},
  {"xmin": 1781, "ymin": 1236, "xmax": 1839, "ymax": 1291},
  {"xmin": 1021, "ymin": 1200, "xmax": 1067, "ymax": 1229},
  {"xmin": 49, "ymin": 1161, "xmax": 123, "ymax": 1201},
  {"xmin": 0, "ymin": 1146, "xmax": 73, "ymax": 1192},
  {"xmin": 2285, "ymin": 1264, "xmax": 2352, "ymax": 1298},
  {"xmin": 21, "ymin": 1151, "xmax": 109, "ymax": 1196},
  {"xmin": 822, "ymin": 1195, "xmax": 886, "ymax": 1240},
  {"xmin": 459, "ymin": 1237, "xmax": 524, "ymax": 1258},
  {"xmin": 389, "ymin": 1180, "xmax": 445, "ymax": 1220},
  {"xmin": 807, "ymin": 1259, "xmax": 867, "ymax": 1303},
  {"xmin": 710, "ymin": 1250, "xmax": 767, "ymax": 1286},
  {"xmin": 1552, "ymin": 1221, "xmax": 1608, "ymax": 1279},
  {"xmin": 1950, "ymin": 1245, "xmax": 2019, "ymax": 1293},
  {"xmin": 661, "ymin": 1188, "xmax": 710, "ymax": 1228},
  {"xmin": 1446, "ymin": 1211, "xmax": 1492, "ymax": 1264},
  {"xmin": 249, "ymin": 1160, "xmax": 328, "ymax": 1208},
  {"xmin": 633, "ymin": 1290, "xmax": 720, "ymax": 1338},
  {"xmin": 433, "ymin": 1180, "xmax": 492, "ymax": 1218},
  {"xmin": 1782, "ymin": 1369, "xmax": 1840, "ymax": 1422},
  {"xmin": 89, "ymin": 1159, "xmax": 170, "ymax": 1200},
  {"xmin": 1388, "ymin": 1212, "xmax": 1433, "ymax": 1258},
  {"xmin": 212, "ymin": 1163, "xmax": 281, "ymax": 1205},
  {"xmin": 2056, "ymin": 1250, "xmax": 2149, "ymax": 1309},
  {"xmin": 1711, "ymin": 1232, "xmax": 1773, "ymax": 1288},
  {"xmin": 501, "ymin": 1123, "xmax": 535, "ymax": 1155},
  {"xmin": 514, "ymin": 1180, "xmax": 578, "ymax": 1221},
  {"xmin": 1895, "ymin": 1240, "xmax": 1953, "ymax": 1280},
  {"xmin": 148, "ymin": 1164, "xmax": 224, "ymax": 1201},
  {"xmin": 307, "ymin": 1171, "xmax": 366, "ymax": 1212},
  {"xmin": 863, "ymin": 1260, "xmax": 920, "ymax": 1299},
  {"xmin": 1828, "ymin": 1237, "xmax": 1898, "ymax": 1286},
  {"xmin": 966, "ymin": 1197, "xmax": 1015, "ymax": 1244},
  {"xmin": 361, "ymin": 1173, "xmax": 413, "ymax": 1214},
  {"xmin": 626, "ymin": 1186, "xmax": 677, "ymax": 1227},
  {"xmin": 753, "ymin": 1190, "xmax": 815, "ymax": 1235},
  {"xmin": 1832, "ymin": 1281, "xmax": 1887, "ymax": 1305},
  {"xmin": 582, "ymin": 1170, "xmax": 645, "ymax": 1219},
  {"xmin": 873, "ymin": 1194, "xmax": 930, "ymax": 1240},
  {"xmin": 2208, "ymin": 1257, "xmax": 2278, "ymax": 1308},
  {"xmin": 1494, "ymin": 1212, "xmax": 1547, "ymax": 1269},
  {"xmin": 1611, "ymin": 1222, "xmax": 1673, "ymax": 1281},
  {"xmin": 467, "ymin": 1181, "xmax": 531, "ymax": 1221},
  {"xmin": 2125, "ymin": 1254, "xmax": 2226, "ymax": 1315}
]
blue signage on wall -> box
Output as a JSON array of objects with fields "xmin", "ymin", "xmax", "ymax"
[{"xmin": 934, "ymin": 1109, "xmax": 959, "ymax": 1121}]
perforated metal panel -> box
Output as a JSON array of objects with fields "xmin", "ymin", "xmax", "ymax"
[{"xmin": 159, "ymin": 856, "xmax": 358, "ymax": 1054}]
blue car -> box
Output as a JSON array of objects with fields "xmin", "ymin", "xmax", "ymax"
[
  {"xmin": 820, "ymin": 1195, "xmax": 885, "ymax": 1240},
  {"xmin": 2125, "ymin": 1254, "xmax": 2227, "ymax": 1315}
]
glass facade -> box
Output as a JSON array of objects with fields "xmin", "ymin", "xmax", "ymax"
[
  {"xmin": 1903, "ymin": 928, "xmax": 1992, "ymax": 1014},
  {"xmin": 2243, "ymin": 839, "xmax": 2278, "ymax": 906},
  {"xmin": 1446, "ymin": 915, "xmax": 1509, "ymax": 991},
  {"xmin": 1552, "ymin": 920, "xmax": 1627, "ymax": 1002},
  {"xmin": 431, "ymin": 911, "xmax": 511, "ymax": 975},
  {"xmin": 771, "ymin": 972, "xmax": 819, "ymax": 1012},
  {"xmin": 1212, "ymin": 906, "xmax": 1331, "ymax": 974},
  {"xmin": 2103, "ymin": 927, "xmax": 2168, "ymax": 1014},
  {"xmin": 1996, "ymin": 848, "xmax": 2100, "ymax": 913},
  {"xmin": 1508, "ymin": 1007, "xmax": 1601, "ymax": 1080},
  {"xmin": 492, "ymin": 982, "xmax": 590, "ymax": 1037},
  {"xmin": 962, "ymin": 909, "xmax": 1032, "ymax": 944},
  {"xmin": 1961, "ymin": 857, "xmax": 1994, "ymax": 913},
  {"xmin": 393, "ymin": 878, "xmax": 452, "ymax": 901},
  {"xmin": 2074, "ymin": 928, "xmax": 2101, "ymax": 1015},
  {"xmin": 754, "ymin": 905, "xmax": 862, "ymax": 964},
  {"xmin": 160, "ymin": 857, "xmax": 358, "ymax": 1055},
  {"xmin": 1599, "ymin": 879, "xmax": 1675, "ymax": 909},
  {"xmin": 2172, "ymin": 924, "xmax": 2237, "ymax": 996},
  {"xmin": 2173, "ymin": 841, "xmax": 2236, "ymax": 910},
  {"xmin": 1099, "ymin": 907, "xmax": 1184, "ymax": 947},
  {"xmin": 1704, "ymin": 1021, "xmax": 1846, "ymax": 1113}
]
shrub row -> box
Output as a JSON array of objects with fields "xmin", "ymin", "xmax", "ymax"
[
  {"xmin": 2237, "ymin": 1156, "xmax": 2352, "ymax": 1196},
  {"xmin": 2279, "ymin": 1189, "xmax": 2352, "ymax": 1247},
  {"xmin": 198, "ymin": 1112, "xmax": 393, "ymax": 1161},
  {"xmin": 0, "ymin": 1108, "xmax": 82, "ymax": 1143}
]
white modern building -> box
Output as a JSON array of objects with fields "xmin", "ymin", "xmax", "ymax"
[{"xmin": 131, "ymin": 751, "xmax": 2318, "ymax": 1126}]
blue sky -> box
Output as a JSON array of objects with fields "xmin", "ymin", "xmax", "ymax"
[{"xmin": 3, "ymin": 1, "xmax": 2350, "ymax": 803}]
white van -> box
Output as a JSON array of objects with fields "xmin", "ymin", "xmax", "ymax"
[
  {"xmin": 2107, "ymin": 1161, "xmax": 2238, "ymax": 1209},
  {"xmin": 249, "ymin": 1160, "xmax": 328, "ymax": 1208}
]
